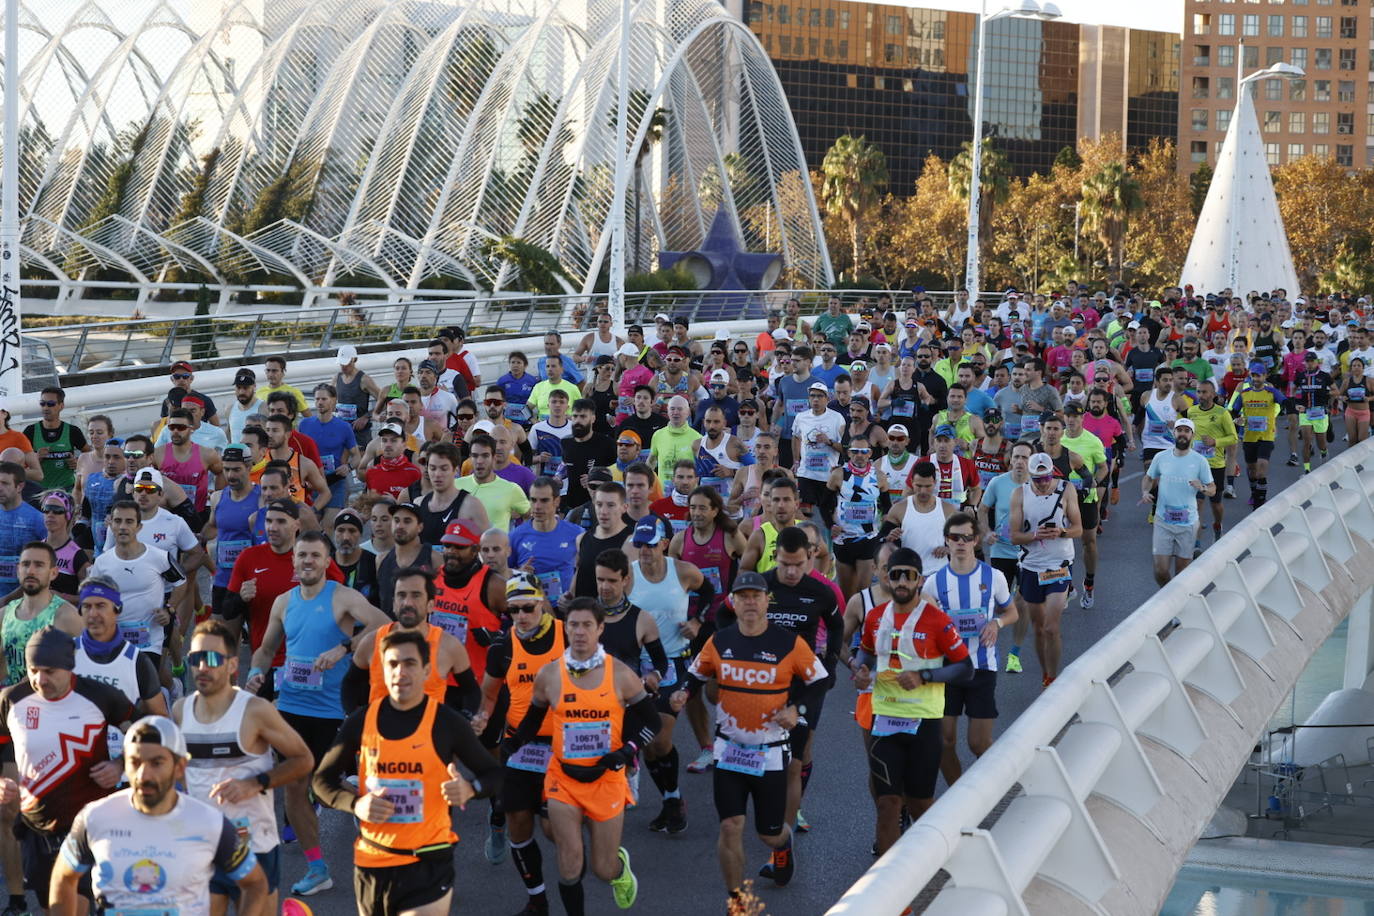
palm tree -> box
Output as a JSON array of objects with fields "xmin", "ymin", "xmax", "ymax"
[
  {"xmin": 948, "ymin": 138, "xmax": 1010, "ymax": 253},
  {"xmin": 1080, "ymin": 160, "xmax": 1144, "ymax": 283},
  {"xmin": 819, "ymin": 134, "xmax": 888, "ymax": 278},
  {"xmin": 632, "ymin": 97, "xmax": 668, "ymax": 274}
]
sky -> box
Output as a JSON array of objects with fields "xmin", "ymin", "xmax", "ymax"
[{"xmin": 875, "ymin": 0, "xmax": 1184, "ymax": 34}]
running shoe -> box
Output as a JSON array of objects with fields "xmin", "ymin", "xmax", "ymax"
[
  {"xmin": 485, "ymin": 824, "xmax": 508, "ymax": 864},
  {"xmin": 795, "ymin": 810, "xmax": 810, "ymax": 834},
  {"xmin": 1005, "ymin": 652, "xmax": 1023, "ymax": 674},
  {"xmin": 686, "ymin": 747, "xmax": 713, "ymax": 774},
  {"xmin": 1080, "ymin": 586, "xmax": 1094, "ymax": 609},
  {"xmin": 1042, "ymin": 674, "xmax": 1055, "ymax": 689},
  {"xmin": 771, "ymin": 841, "xmax": 795, "ymax": 887},
  {"xmin": 1287, "ymin": 455, "xmax": 1299, "ymax": 467},
  {"xmin": 291, "ymin": 864, "xmax": 333, "ymax": 897},
  {"xmin": 513, "ymin": 899, "xmax": 550, "ymax": 916},
  {"xmin": 1224, "ymin": 483, "xmax": 1236, "ymax": 499},
  {"xmin": 610, "ymin": 847, "xmax": 638, "ymax": 909},
  {"xmin": 665, "ymin": 798, "xmax": 687, "ymax": 835},
  {"xmin": 1213, "ymin": 524, "xmax": 1223, "ymax": 542}
]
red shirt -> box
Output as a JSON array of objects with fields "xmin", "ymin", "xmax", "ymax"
[
  {"xmin": 446, "ymin": 351, "xmax": 479, "ymax": 394},
  {"xmin": 289, "ymin": 431, "xmax": 322, "ymax": 470},
  {"xmin": 649, "ymin": 495, "xmax": 690, "ymax": 530},
  {"xmin": 860, "ymin": 600, "xmax": 968, "ymax": 667},
  {"xmin": 227, "ymin": 544, "xmax": 344, "ymax": 665},
  {"xmin": 366, "ymin": 457, "xmax": 423, "ymax": 500}
]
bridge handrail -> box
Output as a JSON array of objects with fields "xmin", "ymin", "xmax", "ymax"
[{"xmin": 828, "ymin": 442, "xmax": 1374, "ymax": 915}]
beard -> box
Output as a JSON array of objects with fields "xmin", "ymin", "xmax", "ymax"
[{"xmin": 571, "ymin": 423, "xmax": 591, "ymax": 438}]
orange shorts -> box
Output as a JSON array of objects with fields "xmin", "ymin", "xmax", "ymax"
[{"xmin": 544, "ymin": 759, "xmax": 633, "ymax": 822}]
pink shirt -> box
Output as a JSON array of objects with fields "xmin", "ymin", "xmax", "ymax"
[
  {"xmin": 1046, "ymin": 345, "xmax": 1075, "ymax": 373},
  {"xmin": 616, "ymin": 365, "xmax": 655, "ymax": 420},
  {"xmin": 1082, "ymin": 412, "xmax": 1123, "ymax": 449}
]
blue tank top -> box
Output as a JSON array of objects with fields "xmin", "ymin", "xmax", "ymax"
[
  {"xmin": 85, "ymin": 472, "xmax": 120, "ymax": 553},
  {"xmin": 509, "ymin": 520, "xmax": 580, "ymax": 604},
  {"xmin": 213, "ymin": 486, "xmax": 261, "ymax": 587},
  {"xmin": 628, "ymin": 559, "xmax": 691, "ymax": 657},
  {"xmin": 277, "ymin": 580, "xmax": 348, "ymax": 719}
]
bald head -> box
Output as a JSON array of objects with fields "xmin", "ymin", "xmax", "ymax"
[{"xmin": 479, "ymin": 528, "xmax": 510, "ymax": 573}]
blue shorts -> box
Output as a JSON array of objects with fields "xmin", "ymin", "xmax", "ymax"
[
  {"xmin": 1018, "ymin": 564, "xmax": 1073, "ymax": 604},
  {"xmin": 325, "ymin": 476, "xmax": 350, "ymax": 508},
  {"xmin": 211, "ymin": 843, "xmax": 279, "ymax": 896}
]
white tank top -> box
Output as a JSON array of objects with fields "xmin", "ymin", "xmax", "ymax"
[
  {"xmin": 736, "ymin": 425, "xmax": 762, "ymax": 454},
  {"xmin": 1018, "ymin": 480, "xmax": 1075, "ymax": 571},
  {"xmin": 878, "ymin": 453, "xmax": 914, "ymax": 497},
  {"xmin": 700, "ymin": 434, "xmax": 741, "ymax": 472},
  {"xmin": 629, "ymin": 559, "xmax": 693, "ymax": 658},
  {"xmin": 589, "ymin": 332, "xmax": 619, "ymax": 359},
  {"xmin": 181, "ymin": 689, "xmax": 277, "ymax": 853},
  {"xmin": 900, "ymin": 497, "xmax": 948, "ymax": 574},
  {"xmin": 1142, "ymin": 390, "xmax": 1178, "ymax": 450},
  {"xmin": 75, "ymin": 642, "xmax": 143, "ymax": 707}
]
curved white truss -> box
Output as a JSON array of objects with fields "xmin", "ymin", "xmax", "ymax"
[{"xmin": 7, "ymin": 0, "xmax": 832, "ymax": 295}]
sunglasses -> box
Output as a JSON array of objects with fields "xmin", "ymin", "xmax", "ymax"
[
  {"xmin": 739, "ymin": 409, "xmax": 757, "ymax": 416},
  {"xmin": 39, "ymin": 400, "xmax": 58, "ymax": 408},
  {"xmin": 889, "ymin": 434, "xmax": 908, "ymax": 441},
  {"xmin": 172, "ymin": 373, "xmax": 191, "ymax": 381},
  {"xmin": 710, "ymin": 383, "xmax": 726, "ymax": 389},
  {"xmin": 167, "ymin": 424, "xmax": 189, "ymax": 431},
  {"xmin": 123, "ymin": 451, "xmax": 144, "ymax": 459},
  {"xmin": 734, "ymin": 348, "xmax": 748, "ymax": 354},
  {"xmin": 187, "ymin": 649, "xmax": 228, "ymax": 668},
  {"xmin": 484, "ymin": 399, "xmax": 505, "ymax": 407},
  {"xmin": 617, "ymin": 440, "xmax": 639, "ymax": 447},
  {"xmin": 41, "ymin": 506, "xmax": 67, "ymax": 515},
  {"xmin": 509, "ymin": 602, "xmax": 541, "ymax": 615},
  {"xmin": 1031, "ymin": 474, "xmax": 1054, "ymax": 483},
  {"xmin": 456, "ymin": 414, "xmax": 475, "ymax": 421},
  {"xmin": 848, "ymin": 447, "xmax": 871, "ymax": 454},
  {"xmin": 134, "ymin": 483, "xmax": 161, "ymax": 493},
  {"xmin": 888, "ymin": 568, "xmax": 921, "ymax": 582},
  {"xmin": 946, "ymin": 532, "xmax": 977, "ymax": 543}
]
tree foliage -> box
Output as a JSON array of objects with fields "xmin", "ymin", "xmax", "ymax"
[
  {"xmin": 479, "ymin": 235, "xmax": 574, "ymax": 295},
  {"xmin": 819, "ymin": 134, "xmax": 888, "ymax": 279},
  {"xmin": 1273, "ymin": 155, "xmax": 1374, "ymax": 291}
]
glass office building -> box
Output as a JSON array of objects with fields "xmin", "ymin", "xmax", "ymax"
[{"xmin": 741, "ymin": 1, "xmax": 1180, "ymax": 192}]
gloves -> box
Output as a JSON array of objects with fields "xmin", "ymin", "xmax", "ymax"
[
  {"xmin": 471, "ymin": 628, "xmax": 500, "ymax": 648},
  {"xmin": 499, "ymin": 734, "xmax": 523, "ymax": 760},
  {"xmin": 596, "ymin": 743, "xmax": 639, "ymax": 772}
]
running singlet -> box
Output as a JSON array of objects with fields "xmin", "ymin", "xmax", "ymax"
[
  {"xmin": 84, "ymin": 472, "xmax": 120, "ymax": 553},
  {"xmin": 547, "ymin": 660, "xmax": 632, "ymax": 818},
  {"xmin": 680, "ymin": 526, "xmax": 732, "ymax": 620},
  {"xmin": 355, "ymin": 696, "xmax": 456, "ymax": 867},
  {"xmin": 161, "ymin": 444, "xmax": 210, "ymax": 512},
  {"xmin": 276, "ymin": 581, "xmax": 349, "ymax": 719},
  {"xmin": 182, "ymin": 688, "xmax": 278, "ymax": 854},
  {"xmin": 0, "ymin": 596, "xmax": 63, "ymax": 687},
  {"xmin": 834, "ymin": 465, "xmax": 881, "ymax": 544},
  {"xmin": 368, "ymin": 623, "xmax": 447, "ymax": 704},
  {"xmin": 433, "ymin": 568, "xmax": 500, "ymax": 680},
  {"xmin": 972, "ymin": 439, "xmax": 1010, "ymax": 487},
  {"xmin": 925, "ymin": 564, "xmax": 1011, "ymax": 672},
  {"xmin": 213, "ymin": 486, "xmax": 260, "ymax": 588},
  {"xmin": 629, "ymin": 561, "xmax": 691, "ymax": 659},
  {"xmin": 861, "ymin": 600, "xmax": 967, "ymax": 723}
]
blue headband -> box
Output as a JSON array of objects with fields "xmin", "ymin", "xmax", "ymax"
[{"xmin": 78, "ymin": 582, "xmax": 122, "ymax": 610}]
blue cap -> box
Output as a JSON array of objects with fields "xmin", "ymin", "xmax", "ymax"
[
  {"xmin": 1248, "ymin": 360, "xmax": 1267, "ymax": 374},
  {"xmin": 934, "ymin": 424, "xmax": 957, "ymax": 439},
  {"xmin": 631, "ymin": 514, "xmax": 672, "ymax": 547}
]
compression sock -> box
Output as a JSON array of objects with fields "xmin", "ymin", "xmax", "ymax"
[
  {"xmin": 660, "ymin": 746, "xmax": 679, "ymax": 795},
  {"xmin": 1083, "ymin": 575, "xmax": 1095, "ymax": 590},
  {"xmin": 647, "ymin": 753, "xmax": 674, "ymax": 798},
  {"xmin": 800, "ymin": 761, "xmax": 814, "ymax": 795},
  {"xmin": 510, "ymin": 837, "xmax": 546, "ymax": 897},
  {"xmin": 489, "ymin": 797, "xmax": 506, "ymax": 830},
  {"xmin": 558, "ymin": 878, "xmax": 585, "ymax": 916},
  {"xmin": 303, "ymin": 846, "xmax": 324, "ymax": 865},
  {"xmin": 1256, "ymin": 477, "xmax": 1268, "ymax": 505}
]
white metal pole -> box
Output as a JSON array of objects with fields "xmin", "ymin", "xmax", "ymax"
[
  {"xmin": 0, "ymin": 0, "xmax": 20, "ymax": 399},
  {"xmin": 607, "ymin": 0, "xmax": 632, "ymax": 336},
  {"xmin": 1230, "ymin": 41, "xmax": 1244, "ymax": 291},
  {"xmin": 964, "ymin": 0, "xmax": 989, "ymax": 302}
]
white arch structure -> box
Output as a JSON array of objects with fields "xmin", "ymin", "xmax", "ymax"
[{"xmin": 5, "ymin": 0, "xmax": 832, "ymax": 298}]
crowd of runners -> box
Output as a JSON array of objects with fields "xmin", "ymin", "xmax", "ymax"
[{"xmin": 0, "ymin": 282, "xmax": 1360, "ymax": 915}]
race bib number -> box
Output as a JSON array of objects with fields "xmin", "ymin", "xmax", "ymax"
[
  {"xmin": 669, "ymin": 517, "xmax": 689, "ymax": 533},
  {"xmin": 1247, "ymin": 415, "xmax": 1269, "ymax": 433},
  {"xmin": 717, "ymin": 741, "xmax": 767, "ymax": 776},
  {"xmin": 217, "ymin": 538, "xmax": 252, "ymax": 570},
  {"xmin": 891, "ymin": 398, "xmax": 914, "ymax": 417},
  {"xmin": 1349, "ymin": 387, "xmax": 1366, "ymax": 400},
  {"xmin": 562, "ymin": 721, "xmax": 611, "ymax": 760},
  {"xmin": 1193, "ymin": 443, "xmax": 1214, "ymax": 459},
  {"xmin": 430, "ymin": 610, "xmax": 468, "ymax": 643},
  {"xmin": 506, "ymin": 402, "xmax": 530, "ymax": 424},
  {"xmin": 1134, "ymin": 368, "xmax": 1154, "ymax": 383},
  {"xmin": 840, "ymin": 499, "xmax": 876, "ymax": 527},
  {"xmin": 179, "ymin": 481, "xmax": 197, "ymax": 504},
  {"xmin": 119, "ymin": 622, "xmax": 151, "ymax": 648},
  {"xmin": 285, "ymin": 657, "xmax": 324, "ymax": 691},
  {"xmin": 1037, "ymin": 567, "xmax": 1070, "ymax": 585},
  {"xmin": 616, "ymin": 395, "xmax": 634, "ymax": 418},
  {"xmin": 321, "ymin": 454, "xmax": 337, "ymax": 475},
  {"xmin": 1162, "ymin": 505, "xmax": 1192, "ymax": 525},
  {"xmin": 951, "ymin": 608, "xmax": 987, "ymax": 640},
  {"xmin": 784, "ymin": 398, "xmax": 806, "ymax": 419},
  {"xmin": 0, "ymin": 556, "xmax": 18, "ymax": 582},
  {"xmin": 644, "ymin": 659, "xmax": 677, "ymax": 689},
  {"xmin": 1021, "ymin": 414, "xmax": 1041, "ymax": 434},
  {"xmin": 698, "ymin": 565, "xmax": 722, "ymax": 596},
  {"xmin": 802, "ymin": 447, "xmax": 829, "ymax": 473},
  {"xmin": 872, "ymin": 715, "xmax": 921, "ymax": 737},
  {"xmin": 336, "ymin": 403, "xmax": 358, "ymax": 422},
  {"xmin": 1145, "ymin": 419, "xmax": 1168, "ymax": 438},
  {"xmin": 372, "ymin": 777, "xmax": 424, "ymax": 823},
  {"xmin": 1306, "ymin": 406, "xmax": 1326, "ymax": 420},
  {"xmin": 702, "ymin": 476, "xmax": 731, "ymax": 499},
  {"xmin": 508, "ymin": 742, "xmax": 552, "ymax": 774}
]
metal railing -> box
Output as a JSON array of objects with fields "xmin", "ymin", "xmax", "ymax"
[
  {"xmin": 828, "ymin": 444, "xmax": 1374, "ymax": 915},
  {"xmin": 26, "ymin": 287, "xmax": 969, "ymax": 380}
]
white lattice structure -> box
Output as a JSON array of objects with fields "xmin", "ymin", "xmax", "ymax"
[{"xmin": 5, "ymin": 0, "xmax": 831, "ymax": 297}]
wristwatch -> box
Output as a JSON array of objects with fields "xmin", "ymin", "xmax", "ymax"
[{"xmin": 256, "ymin": 772, "xmax": 271, "ymax": 794}]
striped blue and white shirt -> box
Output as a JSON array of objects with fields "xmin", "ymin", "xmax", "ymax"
[{"xmin": 922, "ymin": 562, "xmax": 1013, "ymax": 672}]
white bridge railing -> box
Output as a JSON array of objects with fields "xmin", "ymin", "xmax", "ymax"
[{"xmin": 829, "ymin": 443, "xmax": 1374, "ymax": 916}]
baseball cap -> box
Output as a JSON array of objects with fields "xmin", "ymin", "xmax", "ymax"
[
  {"xmin": 849, "ymin": 361, "xmax": 867, "ymax": 373},
  {"xmin": 654, "ymin": 312, "xmax": 671, "ymax": 324},
  {"xmin": 594, "ymin": 354, "xmax": 614, "ymax": 367},
  {"xmin": 1183, "ymin": 323, "xmax": 1198, "ymax": 333},
  {"xmin": 616, "ymin": 342, "xmax": 639, "ymax": 358},
  {"xmin": 378, "ymin": 421, "xmax": 405, "ymax": 438},
  {"xmin": 738, "ymin": 399, "xmax": 760, "ymax": 412},
  {"xmin": 731, "ymin": 571, "xmax": 768, "ymax": 593},
  {"xmin": 1127, "ymin": 321, "xmax": 1141, "ymax": 330},
  {"xmin": 506, "ymin": 573, "xmax": 545, "ymax": 603},
  {"xmin": 170, "ymin": 360, "xmax": 193, "ymax": 373},
  {"xmin": 181, "ymin": 395, "xmax": 205, "ymax": 410},
  {"xmin": 441, "ymin": 520, "xmax": 481, "ymax": 547},
  {"xmin": 983, "ymin": 407, "xmax": 1003, "ymax": 422},
  {"xmin": 588, "ymin": 467, "xmax": 613, "ymax": 485},
  {"xmin": 616, "ymin": 429, "xmax": 642, "ymax": 446},
  {"xmin": 337, "ymin": 344, "xmax": 358, "ymax": 365},
  {"xmin": 808, "ymin": 381, "xmax": 828, "ymax": 394},
  {"xmin": 934, "ymin": 424, "xmax": 956, "ymax": 439},
  {"xmin": 771, "ymin": 328, "xmax": 790, "ymax": 340},
  {"xmin": 234, "ymin": 368, "xmax": 256, "ymax": 386},
  {"xmin": 128, "ymin": 715, "xmax": 190, "ymax": 761},
  {"xmin": 1173, "ymin": 417, "xmax": 1196, "ymax": 432},
  {"xmin": 667, "ymin": 345, "xmax": 689, "ymax": 358},
  {"xmin": 872, "ymin": 341, "xmax": 891, "ymax": 351},
  {"xmin": 851, "ymin": 395, "xmax": 871, "ymax": 410},
  {"xmin": 710, "ymin": 369, "xmax": 731, "ymax": 384},
  {"xmin": 264, "ymin": 497, "xmax": 299, "ymax": 519},
  {"xmin": 714, "ymin": 328, "xmax": 730, "ymax": 341},
  {"xmin": 388, "ymin": 502, "xmax": 422, "ymax": 521},
  {"xmin": 333, "ymin": 508, "xmax": 365, "ymax": 530},
  {"xmin": 1248, "ymin": 360, "xmax": 1268, "ymax": 374},
  {"xmin": 471, "ymin": 419, "xmax": 496, "ymax": 434},
  {"xmin": 631, "ymin": 514, "xmax": 672, "ymax": 547},
  {"xmin": 133, "ymin": 468, "xmax": 163, "ymax": 489},
  {"xmin": 418, "ymin": 359, "xmax": 440, "ymax": 373},
  {"xmin": 1028, "ymin": 453, "xmax": 1054, "ymax": 475},
  {"xmin": 221, "ymin": 443, "xmax": 249, "ymax": 463},
  {"xmin": 888, "ymin": 423, "xmax": 909, "ymax": 437},
  {"xmin": 1062, "ymin": 401, "xmax": 1084, "ymax": 415}
]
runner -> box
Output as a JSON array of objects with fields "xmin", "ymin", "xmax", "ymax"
[
  {"xmin": 202, "ymin": 444, "xmax": 260, "ymax": 616},
  {"xmin": 880, "ymin": 462, "xmax": 957, "ymax": 575},
  {"xmin": 791, "ymin": 382, "xmax": 845, "ymax": 526},
  {"xmin": 174, "ymin": 618, "xmax": 314, "ymax": 916},
  {"xmin": 0, "ymin": 462, "xmax": 46, "ymax": 598},
  {"xmin": 740, "ymin": 477, "xmax": 803, "ymax": 573},
  {"xmin": 1295, "ymin": 350, "xmax": 1336, "ymax": 472},
  {"xmin": 978, "ymin": 440, "xmax": 1033, "ymax": 674},
  {"xmin": 923, "ymin": 513, "xmax": 1014, "ymax": 785},
  {"xmin": 71, "ymin": 574, "xmax": 166, "ymax": 717},
  {"xmin": 49, "ymin": 715, "xmax": 268, "ymax": 915},
  {"xmin": 667, "ymin": 571, "xmax": 827, "ymax": 905},
  {"xmin": 1227, "ymin": 361, "xmax": 1284, "ymax": 507},
  {"xmin": 432, "ymin": 520, "xmax": 505, "ymax": 689},
  {"xmin": 313, "ymin": 628, "xmax": 502, "ymax": 916},
  {"xmin": 502, "ymin": 597, "xmax": 661, "ymax": 914},
  {"xmin": 1185, "ymin": 379, "xmax": 1239, "ymax": 542},
  {"xmin": 1143, "ymin": 419, "xmax": 1215, "ymax": 586},
  {"xmin": 333, "ymin": 508, "xmax": 379, "ymax": 601},
  {"xmin": 1056, "ymin": 405, "xmax": 1107, "ymax": 607},
  {"xmin": 0, "ymin": 542, "xmax": 81, "ymax": 684},
  {"xmin": 853, "ymin": 548, "xmax": 971, "ymax": 851},
  {"xmin": 89, "ymin": 500, "xmax": 184, "ymax": 670},
  {"xmin": 245, "ymin": 531, "xmax": 389, "ymax": 897},
  {"xmin": 1010, "ymin": 453, "xmax": 1082, "ymax": 687},
  {"xmin": 826, "ymin": 433, "xmax": 887, "ymax": 600},
  {"xmin": 510, "ymin": 477, "xmax": 581, "ymax": 607}
]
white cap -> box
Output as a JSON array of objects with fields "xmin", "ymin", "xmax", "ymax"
[
  {"xmin": 1173, "ymin": 417, "xmax": 1196, "ymax": 432},
  {"xmin": 808, "ymin": 381, "xmax": 829, "ymax": 393},
  {"xmin": 472, "ymin": 419, "xmax": 496, "ymax": 434},
  {"xmin": 616, "ymin": 342, "xmax": 639, "ymax": 358},
  {"xmin": 714, "ymin": 328, "xmax": 730, "ymax": 340},
  {"xmin": 771, "ymin": 328, "xmax": 790, "ymax": 340},
  {"xmin": 134, "ymin": 467, "xmax": 163, "ymax": 489},
  {"xmin": 129, "ymin": 715, "xmax": 190, "ymax": 761},
  {"xmin": 336, "ymin": 344, "xmax": 359, "ymax": 365},
  {"xmin": 1295, "ymin": 297, "xmax": 1307, "ymax": 305},
  {"xmin": 1127, "ymin": 320, "xmax": 1141, "ymax": 329},
  {"xmin": 872, "ymin": 341, "xmax": 891, "ymax": 351},
  {"xmin": 1183, "ymin": 323, "xmax": 1198, "ymax": 332},
  {"xmin": 654, "ymin": 312, "xmax": 671, "ymax": 324},
  {"xmin": 710, "ymin": 369, "xmax": 731, "ymax": 384},
  {"xmin": 1028, "ymin": 453, "xmax": 1054, "ymax": 475},
  {"xmin": 888, "ymin": 423, "xmax": 909, "ymax": 437}
]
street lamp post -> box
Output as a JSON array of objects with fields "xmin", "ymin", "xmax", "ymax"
[
  {"xmin": 0, "ymin": 0, "xmax": 20, "ymax": 399},
  {"xmin": 608, "ymin": 0, "xmax": 633, "ymax": 336},
  {"xmin": 1227, "ymin": 58, "xmax": 1304, "ymax": 290},
  {"xmin": 965, "ymin": 0, "xmax": 1061, "ymax": 302}
]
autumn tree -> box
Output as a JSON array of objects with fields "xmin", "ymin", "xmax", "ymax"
[
  {"xmin": 892, "ymin": 154, "xmax": 966, "ymax": 289},
  {"xmin": 1124, "ymin": 139, "xmax": 1193, "ymax": 290},
  {"xmin": 1273, "ymin": 154, "xmax": 1368, "ymax": 289},
  {"xmin": 819, "ymin": 135, "xmax": 889, "ymax": 280}
]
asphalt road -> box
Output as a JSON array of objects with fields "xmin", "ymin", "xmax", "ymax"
[{"xmin": 286, "ymin": 436, "xmax": 1320, "ymax": 916}]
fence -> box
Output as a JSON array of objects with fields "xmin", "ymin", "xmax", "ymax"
[{"xmin": 828, "ymin": 443, "xmax": 1374, "ymax": 915}]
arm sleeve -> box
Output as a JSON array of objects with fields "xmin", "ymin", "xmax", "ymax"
[
  {"xmin": 507, "ymin": 702, "xmax": 549, "ymax": 749},
  {"xmin": 312, "ymin": 710, "xmax": 365, "ymax": 813},
  {"xmin": 643, "ymin": 639, "xmax": 669, "ymax": 679},
  {"xmin": 134, "ymin": 654, "xmax": 162, "ymax": 703},
  {"xmin": 450, "ymin": 667, "xmax": 480, "ymax": 715},
  {"xmin": 435, "ymin": 706, "xmax": 503, "ymax": 798},
  {"xmin": 341, "ymin": 663, "xmax": 370, "ymax": 716},
  {"xmin": 690, "ymin": 575, "xmax": 715, "ymax": 621},
  {"xmin": 623, "ymin": 693, "xmax": 662, "ymax": 746},
  {"xmin": 213, "ymin": 815, "xmax": 258, "ymax": 883}
]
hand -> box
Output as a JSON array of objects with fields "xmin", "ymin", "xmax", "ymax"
[
  {"xmin": 244, "ymin": 671, "xmax": 266, "ymax": 694},
  {"xmin": 520, "ymin": 559, "xmax": 535, "ymax": 574},
  {"xmin": 472, "ymin": 628, "xmax": 499, "ymax": 648},
  {"xmin": 853, "ymin": 664, "xmax": 872, "ymax": 690},
  {"xmin": 771, "ymin": 705, "xmax": 800, "ymax": 730},
  {"xmin": 679, "ymin": 619, "xmax": 701, "ymax": 641},
  {"xmin": 0, "ymin": 778, "xmax": 17, "ymax": 806},
  {"xmin": 90, "ymin": 760, "xmax": 122, "ymax": 789},
  {"xmin": 815, "ymin": 432, "xmax": 830, "ymax": 446},
  {"xmin": 209, "ymin": 777, "xmax": 260, "ymax": 806},
  {"xmin": 64, "ymin": 456, "xmax": 77, "ymax": 470},
  {"xmin": 354, "ymin": 788, "xmax": 396, "ymax": 823},
  {"xmin": 353, "ymin": 418, "xmax": 369, "ymax": 432},
  {"xmin": 1203, "ymin": 435, "xmax": 1216, "ymax": 447},
  {"xmin": 441, "ymin": 762, "xmax": 475, "ymax": 809},
  {"xmin": 1190, "ymin": 479, "xmax": 1204, "ymax": 491},
  {"xmin": 979, "ymin": 620, "xmax": 1002, "ymax": 649},
  {"xmin": 153, "ymin": 605, "xmax": 172, "ymax": 627},
  {"xmin": 240, "ymin": 578, "xmax": 257, "ymax": 602},
  {"xmin": 1035, "ymin": 525, "xmax": 1059, "ymax": 540},
  {"xmin": 469, "ymin": 710, "xmax": 490, "ymax": 735},
  {"xmin": 668, "ymin": 690, "xmax": 688, "ymax": 713},
  {"xmin": 642, "ymin": 670, "xmax": 661, "ymax": 693},
  {"xmin": 895, "ymin": 670, "xmax": 923, "ymax": 691},
  {"xmin": 1140, "ymin": 492, "xmax": 1155, "ymax": 505},
  {"xmin": 315, "ymin": 644, "xmax": 348, "ymax": 671},
  {"xmin": 886, "ymin": 527, "xmax": 902, "ymax": 543},
  {"xmin": 36, "ymin": 447, "xmax": 47, "ymax": 459}
]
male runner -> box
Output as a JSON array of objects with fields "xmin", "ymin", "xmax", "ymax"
[
  {"xmin": 90, "ymin": 501, "xmax": 183, "ymax": 669},
  {"xmin": 203, "ymin": 444, "xmax": 260, "ymax": 615},
  {"xmin": 71, "ymin": 574, "xmax": 165, "ymax": 717},
  {"xmin": 1227, "ymin": 361, "xmax": 1284, "ymax": 507},
  {"xmin": 979, "ymin": 441, "xmax": 1032, "ymax": 674},
  {"xmin": 1185, "ymin": 379, "xmax": 1239, "ymax": 541},
  {"xmin": 1010, "ymin": 453, "xmax": 1082, "ymax": 687},
  {"xmin": 0, "ymin": 542, "xmax": 81, "ymax": 684},
  {"xmin": 1143, "ymin": 419, "xmax": 1215, "ymax": 586}
]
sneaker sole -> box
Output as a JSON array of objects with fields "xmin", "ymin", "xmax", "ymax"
[{"xmin": 292, "ymin": 876, "xmax": 334, "ymax": 897}]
